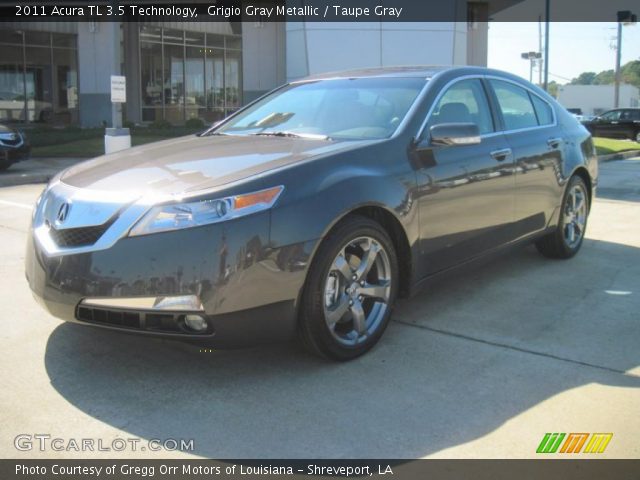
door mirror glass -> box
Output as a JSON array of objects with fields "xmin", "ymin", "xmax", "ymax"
[{"xmin": 429, "ymin": 122, "xmax": 481, "ymax": 146}]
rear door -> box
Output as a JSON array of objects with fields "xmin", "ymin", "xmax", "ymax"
[
  {"xmin": 595, "ymin": 109, "xmax": 624, "ymax": 138},
  {"xmin": 415, "ymin": 77, "xmax": 515, "ymax": 275},
  {"xmin": 619, "ymin": 109, "xmax": 638, "ymax": 139},
  {"xmin": 487, "ymin": 78, "xmax": 564, "ymax": 239}
]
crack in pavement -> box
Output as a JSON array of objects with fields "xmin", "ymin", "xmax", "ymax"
[{"xmin": 393, "ymin": 319, "xmax": 640, "ymax": 379}]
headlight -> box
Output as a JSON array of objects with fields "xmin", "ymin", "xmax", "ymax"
[{"xmin": 129, "ymin": 185, "xmax": 284, "ymax": 237}]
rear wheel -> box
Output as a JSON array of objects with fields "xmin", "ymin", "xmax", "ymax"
[
  {"xmin": 535, "ymin": 175, "xmax": 589, "ymax": 259},
  {"xmin": 299, "ymin": 216, "xmax": 398, "ymax": 360}
]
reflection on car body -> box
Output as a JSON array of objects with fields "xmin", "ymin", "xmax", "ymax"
[{"xmin": 26, "ymin": 66, "xmax": 597, "ymax": 360}]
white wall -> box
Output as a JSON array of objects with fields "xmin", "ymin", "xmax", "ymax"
[
  {"xmin": 242, "ymin": 22, "xmax": 286, "ymax": 102},
  {"xmin": 285, "ymin": 22, "xmax": 471, "ymax": 82},
  {"xmin": 557, "ymin": 84, "xmax": 640, "ymax": 116}
]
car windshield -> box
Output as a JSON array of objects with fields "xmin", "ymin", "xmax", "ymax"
[{"xmin": 214, "ymin": 77, "xmax": 426, "ymax": 140}]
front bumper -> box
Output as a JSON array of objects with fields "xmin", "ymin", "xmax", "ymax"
[
  {"xmin": 1, "ymin": 143, "xmax": 30, "ymax": 163},
  {"xmin": 25, "ymin": 215, "xmax": 316, "ymax": 348}
]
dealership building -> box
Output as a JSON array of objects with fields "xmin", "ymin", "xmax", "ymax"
[{"xmin": 0, "ymin": 11, "xmax": 491, "ymax": 127}]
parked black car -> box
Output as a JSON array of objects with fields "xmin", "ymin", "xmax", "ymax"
[
  {"xmin": 582, "ymin": 108, "xmax": 640, "ymax": 142},
  {"xmin": 0, "ymin": 123, "xmax": 30, "ymax": 171},
  {"xmin": 26, "ymin": 66, "xmax": 597, "ymax": 360}
]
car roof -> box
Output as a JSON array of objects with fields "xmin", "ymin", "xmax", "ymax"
[{"xmin": 295, "ymin": 65, "xmax": 531, "ymax": 83}]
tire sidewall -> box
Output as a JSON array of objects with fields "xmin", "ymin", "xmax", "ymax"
[
  {"xmin": 558, "ymin": 176, "xmax": 589, "ymax": 257},
  {"xmin": 301, "ymin": 218, "xmax": 399, "ymax": 360}
]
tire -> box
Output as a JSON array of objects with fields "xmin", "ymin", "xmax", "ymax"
[
  {"xmin": 535, "ymin": 175, "xmax": 589, "ymax": 259},
  {"xmin": 634, "ymin": 130, "xmax": 640, "ymax": 143},
  {"xmin": 298, "ymin": 215, "xmax": 399, "ymax": 360}
]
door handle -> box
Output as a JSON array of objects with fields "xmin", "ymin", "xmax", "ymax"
[
  {"xmin": 547, "ymin": 137, "xmax": 563, "ymax": 149},
  {"xmin": 490, "ymin": 148, "xmax": 512, "ymax": 161}
]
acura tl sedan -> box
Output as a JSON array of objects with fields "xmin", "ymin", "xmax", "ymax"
[{"xmin": 26, "ymin": 67, "xmax": 597, "ymax": 360}]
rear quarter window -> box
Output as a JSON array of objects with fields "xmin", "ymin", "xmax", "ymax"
[{"xmin": 530, "ymin": 94, "xmax": 554, "ymax": 125}]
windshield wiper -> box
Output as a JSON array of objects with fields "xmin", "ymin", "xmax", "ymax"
[{"xmin": 252, "ymin": 131, "xmax": 331, "ymax": 141}]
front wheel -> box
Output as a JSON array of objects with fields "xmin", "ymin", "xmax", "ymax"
[
  {"xmin": 535, "ymin": 175, "xmax": 589, "ymax": 259},
  {"xmin": 298, "ymin": 215, "xmax": 399, "ymax": 360}
]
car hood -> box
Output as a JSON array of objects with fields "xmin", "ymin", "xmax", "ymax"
[
  {"xmin": 0, "ymin": 124, "xmax": 17, "ymax": 134},
  {"xmin": 60, "ymin": 134, "xmax": 368, "ymax": 197}
]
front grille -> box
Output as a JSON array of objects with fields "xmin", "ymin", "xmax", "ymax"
[
  {"xmin": 49, "ymin": 219, "xmax": 114, "ymax": 247},
  {"xmin": 76, "ymin": 306, "xmax": 211, "ymax": 335},
  {"xmin": 77, "ymin": 306, "xmax": 141, "ymax": 329}
]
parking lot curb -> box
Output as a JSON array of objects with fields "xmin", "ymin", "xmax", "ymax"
[{"xmin": 598, "ymin": 150, "xmax": 640, "ymax": 162}]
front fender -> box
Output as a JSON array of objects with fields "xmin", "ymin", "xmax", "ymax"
[{"xmin": 268, "ymin": 140, "xmax": 419, "ymax": 280}]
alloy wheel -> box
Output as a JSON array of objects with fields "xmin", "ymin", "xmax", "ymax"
[
  {"xmin": 323, "ymin": 236, "xmax": 392, "ymax": 346},
  {"xmin": 563, "ymin": 183, "xmax": 588, "ymax": 248}
]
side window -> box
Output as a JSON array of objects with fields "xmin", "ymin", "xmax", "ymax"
[
  {"xmin": 490, "ymin": 80, "xmax": 538, "ymax": 130},
  {"xmin": 427, "ymin": 79, "xmax": 494, "ymax": 135},
  {"xmin": 530, "ymin": 93, "xmax": 554, "ymax": 126},
  {"xmin": 631, "ymin": 110, "xmax": 640, "ymax": 121},
  {"xmin": 601, "ymin": 110, "xmax": 621, "ymax": 121}
]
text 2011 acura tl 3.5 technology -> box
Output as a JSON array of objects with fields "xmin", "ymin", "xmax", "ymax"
[{"xmin": 26, "ymin": 67, "xmax": 597, "ymax": 360}]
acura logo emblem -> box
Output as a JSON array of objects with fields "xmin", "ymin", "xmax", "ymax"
[{"xmin": 56, "ymin": 202, "xmax": 70, "ymax": 223}]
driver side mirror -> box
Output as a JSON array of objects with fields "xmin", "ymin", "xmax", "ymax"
[{"xmin": 428, "ymin": 123, "xmax": 481, "ymax": 147}]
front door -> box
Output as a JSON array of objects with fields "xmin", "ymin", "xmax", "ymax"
[{"xmin": 414, "ymin": 78, "xmax": 516, "ymax": 275}]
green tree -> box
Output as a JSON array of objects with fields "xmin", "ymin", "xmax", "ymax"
[
  {"xmin": 621, "ymin": 60, "xmax": 640, "ymax": 88},
  {"xmin": 571, "ymin": 72, "xmax": 597, "ymax": 85},
  {"xmin": 593, "ymin": 69, "xmax": 615, "ymax": 85}
]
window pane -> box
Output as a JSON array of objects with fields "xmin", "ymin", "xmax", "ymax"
[
  {"xmin": 206, "ymin": 34, "xmax": 224, "ymax": 48},
  {"xmin": 25, "ymin": 31, "xmax": 50, "ymax": 46},
  {"xmin": 226, "ymin": 36, "xmax": 242, "ymax": 50},
  {"xmin": 185, "ymin": 46, "xmax": 205, "ymax": 120},
  {"xmin": 140, "ymin": 26, "xmax": 162, "ymax": 43},
  {"xmin": 163, "ymin": 29, "xmax": 184, "ymax": 45},
  {"xmin": 52, "ymin": 48, "xmax": 78, "ymax": 123},
  {"xmin": 206, "ymin": 48, "xmax": 224, "ymax": 111},
  {"xmin": 490, "ymin": 80, "xmax": 538, "ymax": 130},
  {"xmin": 25, "ymin": 46, "xmax": 53, "ymax": 123},
  {"xmin": 52, "ymin": 33, "xmax": 76, "ymax": 48},
  {"xmin": 428, "ymin": 79, "xmax": 494, "ymax": 134},
  {"xmin": 224, "ymin": 50, "xmax": 242, "ymax": 109},
  {"xmin": 140, "ymin": 41, "xmax": 163, "ymax": 107},
  {"xmin": 0, "ymin": 46, "xmax": 25, "ymax": 122},
  {"xmin": 530, "ymin": 93, "xmax": 553, "ymax": 125},
  {"xmin": 164, "ymin": 43, "xmax": 184, "ymax": 122},
  {"xmin": 0, "ymin": 30, "xmax": 23, "ymax": 45},
  {"xmin": 185, "ymin": 32, "xmax": 205, "ymax": 46}
]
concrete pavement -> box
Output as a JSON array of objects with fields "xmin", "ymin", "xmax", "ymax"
[
  {"xmin": 0, "ymin": 157, "xmax": 85, "ymax": 187},
  {"xmin": 0, "ymin": 160, "xmax": 638, "ymax": 459}
]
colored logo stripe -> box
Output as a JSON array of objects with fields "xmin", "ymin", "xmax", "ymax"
[
  {"xmin": 560, "ymin": 433, "xmax": 589, "ymax": 453},
  {"xmin": 537, "ymin": 433, "xmax": 613, "ymax": 453},
  {"xmin": 583, "ymin": 433, "xmax": 613, "ymax": 453},
  {"xmin": 536, "ymin": 433, "xmax": 566, "ymax": 453}
]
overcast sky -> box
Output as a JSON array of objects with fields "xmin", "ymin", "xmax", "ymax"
[{"xmin": 488, "ymin": 22, "xmax": 640, "ymax": 84}]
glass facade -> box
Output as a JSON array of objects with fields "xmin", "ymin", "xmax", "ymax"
[
  {"xmin": 0, "ymin": 30, "xmax": 78, "ymax": 124},
  {"xmin": 139, "ymin": 26, "xmax": 242, "ymax": 124}
]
